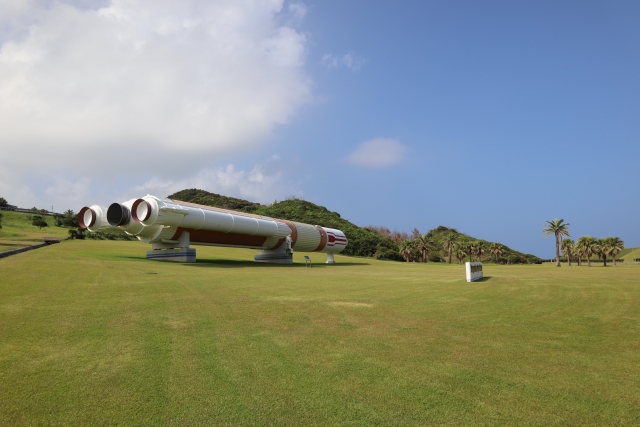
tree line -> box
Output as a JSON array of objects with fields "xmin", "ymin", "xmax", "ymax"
[
  {"xmin": 543, "ymin": 219, "xmax": 625, "ymax": 267},
  {"xmin": 367, "ymin": 225, "xmax": 541, "ymax": 264}
]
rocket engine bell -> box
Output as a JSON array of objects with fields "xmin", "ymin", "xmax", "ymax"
[{"xmin": 79, "ymin": 195, "xmax": 348, "ymax": 264}]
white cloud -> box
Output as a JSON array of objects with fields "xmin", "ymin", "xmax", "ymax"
[
  {"xmin": 346, "ymin": 138, "xmax": 407, "ymax": 168},
  {"xmin": 45, "ymin": 177, "xmax": 91, "ymax": 202},
  {"xmin": 128, "ymin": 155, "xmax": 301, "ymax": 204},
  {"xmin": 0, "ymin": 168, "xmax": 37, "ymax": 209},
  {"xmin": 0, "ymin": 0, "xmax": 312, "ymax": 177},
  {"xmin": 288, "ymin": 3, "xmax": 307, "ymax": 22},
  {"xmin": 321, "ymin": 51, "xmax": 367, "ymax": 72}
]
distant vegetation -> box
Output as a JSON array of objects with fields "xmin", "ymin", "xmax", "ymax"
[
  {"xmin": 543, "ymin": 218, "xmax": 626, "ymax": 267},
  {"xmin": 169, "ymin": 189, "xmax": 542, "ymax": 264},
  {"xmin": 560, "ymin": 236, "xmax": 625, "ymax": 267},
  {"xmin": 169, "ymin": 189, "xmax": 263, "ymax": 213}
]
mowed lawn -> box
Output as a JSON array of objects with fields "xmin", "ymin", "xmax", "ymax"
[{"xmin": 1, "ymin": 241, "xmax": 639, "ymax": 426}]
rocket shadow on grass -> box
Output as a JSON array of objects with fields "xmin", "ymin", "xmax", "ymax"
[
  {"xmin": 116, "ymin": 256, "xmax": 368, "ymax": 268},
  {"xmin": 181, "ymin": 259, "xmax": 369, "ymax": 269}
]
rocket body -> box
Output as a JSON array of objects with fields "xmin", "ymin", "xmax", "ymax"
[{"xmin": 79, "ymin": 195, "xmax": 348, "ymax": 257}]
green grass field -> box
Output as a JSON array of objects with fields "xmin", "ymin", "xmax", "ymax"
[{"xmin": 1, "ymin": 240, "xmax": 639, "ymax": 426}]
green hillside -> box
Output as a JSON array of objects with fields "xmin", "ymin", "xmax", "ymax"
[
  {"xmin": 168, "ymin": 189, "xmax": 541, "ymax": 263},
  {"xmin": 0, "ymin": 211, "xmax": 69, "ymax": 252},
  {"xmin": 168, "ymin": 188, "xmax": 262, "ymax": 212},
  {"xmin": 619, "ymin": 247, "xmax": 640, "ymax": 261}
]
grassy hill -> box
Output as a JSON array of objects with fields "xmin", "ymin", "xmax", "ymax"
[
  {"xmin": 619, "ymin": 247, "xmax": 640, "ymax": 261},
  {"xmin": 0, "ymin": 211, "xmax": 69, "ymax": 252},
  {"xmin": 168, "ymin": 189, "xmax": 542, "ymax": 263}
]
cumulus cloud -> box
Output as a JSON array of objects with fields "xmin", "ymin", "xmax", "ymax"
[
  {"xmin": 0, "ymin": 0, "xmax": 312, "ymax": 176},
  {"xmin": 321, "ymin": 51, "xmax": 367, "ymax": 72},
  {"xmin": 346, "ymin": 138, "xmax": 407, "ymax": 168},
  {"xmin": 125, "ymin": 155, "xmax": 301, "ymax": 205}
]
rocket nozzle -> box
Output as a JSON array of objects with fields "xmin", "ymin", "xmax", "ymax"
[
  {"xmin": 107, "ymin": 203, "xmax": 131, "ymax": 226},
  {"xmin": 131, "ymin": 199, "xmax": 152, "ymax": 222},
  {"xmin": 78, "ymin": 207, "xmax": 96, "ymax": 229}
]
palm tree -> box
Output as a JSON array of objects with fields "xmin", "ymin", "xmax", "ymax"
[
  {"xmin": 561, "ymin": 238, "xmax": 574, "ymax": 266},
  {"xmin": 605, "ymin": 237, "xmax": 624, "ymax": 267},
  {"xmin": 464, "ymin": 240, "xmax": 475, "ymax": 262},
  {"xmin": 574, "ymin": 239, "xmax": 583, "ymax": 266},
  {"xmin": 543, "ymin": 219, "xmax": 570, "ymax": 267},
  {"xmin": 476, "ymin": 241, "xmax": 486, "ymax": 262},
  {"xmin": 576, "ymin": 236, "xmax": 597, "ymax": 267},
  {"xmin": 414, "ymin": 235, "xmax": 436, "ymax": 263},
  {"xmin": 489, "ymin": 243, "xmax": 504, "ymax": 264},
  {"xmin": 454, "ymin": 246, "xmax": 467, "ymax": 265},
  {"xmin": 399, "ymin": 240, "xmax": 416, "ymax": 263},
  {"xmin": 594, "ymin": 238, "xmax": 607, "ymax": 266},
  {"xmin": 466, "ymin": 240, "xmax": 483, "ymax": 262},
  {"xmin": 441, "ymin": 232, "xmax": 458, "ymax": 264}
]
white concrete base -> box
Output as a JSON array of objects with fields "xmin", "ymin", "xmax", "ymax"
[
  {"xmin": 326, "ymin": 253, "xmax": 335, "ymax": 264},
  {"xmin": 254, "ymin": 251, "xmax": 293, "ymax": 264},
  {"xmin": 254, "ymin": 238, "xmax": 293, "ymax": 264},
  {"xmin": 147, "ymin": 248, "xmax": 196, "ymax": 262}
]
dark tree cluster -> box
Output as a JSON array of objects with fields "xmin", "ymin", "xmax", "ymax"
[
  {"xmin": 32, "ymin": 215, "xmax": 48, "ymax": 229},
  {"xmin": 53, "ymin": 210, "xmax": 79, "ymax": 227}
]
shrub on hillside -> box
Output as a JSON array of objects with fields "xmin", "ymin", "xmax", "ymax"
[
  {"xmin": 32, "ymin": 215, "xmax": 48, "ymax": 229},
  {"xmin": 85, "ymin": 231, "xmax": 135, "ymax": 241}
]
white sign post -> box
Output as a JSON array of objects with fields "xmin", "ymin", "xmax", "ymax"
[{"xmin": 466, "ymin": 262, "xmax": 483, "ymax": 282}]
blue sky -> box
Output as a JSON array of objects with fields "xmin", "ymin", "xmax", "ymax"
[{"xmin": 0, "ymin": 0, "xmax": 638, "ymax": 257}]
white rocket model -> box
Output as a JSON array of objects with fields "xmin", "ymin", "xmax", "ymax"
[{"xmin": 79, "ymin": 195, "xmax": 347, "ymax": 263}]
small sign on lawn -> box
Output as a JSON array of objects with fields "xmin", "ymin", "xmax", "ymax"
[{"xmin": 466, "ymin": 262, "xmax": 483, "ymax": 282}]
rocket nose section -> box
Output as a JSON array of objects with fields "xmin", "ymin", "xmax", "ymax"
[{"xmin": 107, "ymin": 203, "xmax": 131, "ymax": 226}]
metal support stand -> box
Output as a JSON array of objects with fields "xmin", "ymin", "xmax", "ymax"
[
  {"xmin": 254, "ymin": 236, "xmax": 294, "ymax": 264},
  {"xmin": 147, "ymin": 231, "xmax": 195, "ymax": 262}
]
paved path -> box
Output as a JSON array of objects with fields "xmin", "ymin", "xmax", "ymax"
[{"xmin": 0, "ymin": 243, "xmax": 50, "ymax": 259}]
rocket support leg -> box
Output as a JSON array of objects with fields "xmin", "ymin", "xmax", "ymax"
[
  {"xmin": 254, "ymin": 236, "xmax": 293, "ymax": 264},
  {"xmin": 147, "ymin": 231, "xmax": 196, "ymax": 262}
]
